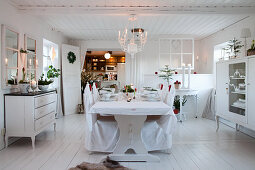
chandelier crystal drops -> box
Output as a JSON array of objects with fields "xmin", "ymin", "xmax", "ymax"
[{"xmin": 118, "ymin": 15, "xmax": 147, "ymax": 58}]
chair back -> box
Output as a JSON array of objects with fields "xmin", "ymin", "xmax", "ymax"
[
  {"xmin": 164, "ymin": 84, "xmax": 175, "ymax": 108},
  {"xmin": 84, "ymin": 83, "xmax": 97, "ymax": 131},
  {"xmin": 92, "ymin": 82, "xmax": 99, "ymax": 103}
]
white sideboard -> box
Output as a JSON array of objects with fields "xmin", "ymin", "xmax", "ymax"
[
  {"xmin": 5, "ymin": 90, "xmax": 57, "ymax": 149},
  {"xmin": 216, "ymin": 55, "xmax": 255, "ymax": 131}
]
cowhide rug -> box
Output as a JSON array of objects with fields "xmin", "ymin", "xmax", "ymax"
[{"xmin": 69, "ymin": 156, "xmax": 131, "ymax": 170}]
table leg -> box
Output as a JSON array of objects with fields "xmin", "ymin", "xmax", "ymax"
[
  {"xmin": 195, "ymin": 94, "xmax": 198, "ymax": 118},
  {"xmin": 109, "ymin": 115, "xmax": 160, "ymax": 162}
]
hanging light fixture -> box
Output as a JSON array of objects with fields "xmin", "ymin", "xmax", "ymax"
[
  {"xmin": 104, "ymin": 52, "xmax": 111, "ymax": 59},
  {"xmin": 118, "ymin": 15, "xmax": 147, "ymax": 58}
]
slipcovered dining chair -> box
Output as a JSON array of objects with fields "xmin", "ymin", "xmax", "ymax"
[
  {"xmin": 142, "ymin": 84, "xmax": 177, "ymax": 152},
  {"xmin": 92, "ymin": 82, "xmax": 99, "ymax": 103},
  {"xmin": 84, "ymin": 83, "xmax": 119, "ymax": 152}
]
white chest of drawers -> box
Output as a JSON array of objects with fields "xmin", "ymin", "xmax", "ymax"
[{"xmin": 4, "ymin": 91, "xmax": 57, "ymax": 149}]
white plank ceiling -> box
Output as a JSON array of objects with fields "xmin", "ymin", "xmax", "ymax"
[{"xmin": 8, "ymin": 0, "xmax": 255, "ymax": 40}]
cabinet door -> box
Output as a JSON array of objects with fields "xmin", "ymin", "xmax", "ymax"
[
  {"xmin": 248, "ymin": 58, "xmax": 255, "ymax": 129},
  {"xmin": 228, "ymin": 59, "xmax": 247, "ymax": 123},
  {"xmin": 216, "ymin": 62, "xmax": 229, "ymax": 117}
]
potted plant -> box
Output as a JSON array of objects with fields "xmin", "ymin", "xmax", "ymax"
[
  {"xmin": 174, "ymin": 80, "xmax": 181, "ymax": 89},
  {"xmin": 173, "ymin": 96, "xmax": 187, "ymax": 120},
  {"xmin": 158, "ymin": 65, "xmax": 175, "ymax": 86},
  {"xmin": 223, "ymin": 38, "xmax": 244, "ymax": 59},
  {"xmin": 38, "ymin": 65, "xmax": 60, "ymax": 91},
  {"xmin": 247, "ymin": 40, "xmax": 255, "ymax": 56},
  {"xmin": 18, "ymin": 67, "xmax": 30, "ymax": 93},
  {"xmin": 38, "ymin": 73, "xmax": 53, "ymax": 91}
]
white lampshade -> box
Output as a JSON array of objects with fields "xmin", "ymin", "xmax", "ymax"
[
  {"xmin": 240, "ymin": 28, "xmax": 251, "ymax": 38},
  {"xmin": 104, "ymin": 52, "xmax": 111, "ymax": 59}
]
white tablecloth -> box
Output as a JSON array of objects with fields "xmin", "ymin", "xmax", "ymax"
[
  {"xmin": 88, "ymin": 99, "xmax": 176, "ymax": 152},
  {"xmin": 89, "ymin": 101, "xmax": 171, "ymax": 115}
]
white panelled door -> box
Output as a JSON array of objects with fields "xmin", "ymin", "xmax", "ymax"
[
  {"xmin": 216, "ymin": 62, "xmax": 229, "ymax": 117},
  {"xmin": 62, "ymin": 44, "xmax": 81, "ymax": 115}
]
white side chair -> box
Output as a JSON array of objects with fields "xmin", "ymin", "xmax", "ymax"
[
  {"xmin": 84, "ymin": 83, "xmax": 119, "ymax": 152},
  {"xmin": 142, "ymin": 84, "xmax": 177, "ymax": 152}
]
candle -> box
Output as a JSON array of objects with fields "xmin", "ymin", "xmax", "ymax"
[
  {"xmin": 188, "ymin": 64, "xmax": 191, "ymax": 89},
  {"xmin": 36, "ymin": 59, "xmax": 38, "ymax": 67},
  {"xmin": 5, "ymin": 58, "xmax": 8, "ymax": 66},
  {"xmin": 182, "ymin": 64, "xmax": 185, "ymax": 89},
  {"xmin": 29, "ymin": 59, "xmax": 32, "ymax": 66},
  {"xmin": 133, "ymin": 88, "xmax": 136, "ymax": 99}
]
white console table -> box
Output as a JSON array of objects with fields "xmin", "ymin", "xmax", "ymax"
[
  {"xmin": 4, "ymin": 90, "xmax": 57, "ymax": 149},
  {"xmin": 175, "ymin": 89, "xmax": 198, "ymax": 122}
]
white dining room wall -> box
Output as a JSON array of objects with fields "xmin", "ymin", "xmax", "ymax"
[
  {"xmin": 0, "ymin": 0, "xmax": 68, "ymax": 150},
  {"xmin": 70, "ymin": 38, "xmax": 214, "ymax": 119},
  {"xmin": 198, "ymin": 16, "xmax": 255, "ymax": 75}
]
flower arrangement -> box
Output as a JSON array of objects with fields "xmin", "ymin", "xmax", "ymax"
[
  {"xmin": 123, "ymin": 85, "xmax": 134, "ymax": 93},
  {"xmin": 173, "ymin": 96, "xmax": 187, "ymax": 115},
  {"xmin": 174, "ymin": 80, "xmax": 181, "ymax": 89},
  {"xmin": 38, "ymin": 73, "xmax": 53, "ymax": 85},
  {"xmin": 38, "ymin": 65, "xmax": 60, "ymax": 85},
  {"xmin": 19, "ymin": 67, "xmax": 29, "ymax": 84}
]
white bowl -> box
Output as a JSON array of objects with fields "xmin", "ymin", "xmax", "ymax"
[{"xmin": 38, "ymin": 85, "xmax": 49, "ymax": 91}]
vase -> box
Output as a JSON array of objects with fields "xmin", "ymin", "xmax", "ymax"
[
  {"xmin": 174, "ymin": 84, "xmax": 180, "ymax": 89},
  {"xmin": 19, "ymin": 84, "xmax": 30, "ymax": 93},
  {"xmin": 247, "ymin": 50, "xmax": 255, "ymax": 56}
]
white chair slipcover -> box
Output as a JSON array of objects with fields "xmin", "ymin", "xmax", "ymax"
[
  {"xmin": 84, "ymin": 83, "xmax": 119, "ymax": 152},
  {"xmin": 92, "ymin": 82, "xmax": 99, "ymax": 103},
  {"xmin": 142, "ymin": 84, "xmax": 177, "ymax": 151}
]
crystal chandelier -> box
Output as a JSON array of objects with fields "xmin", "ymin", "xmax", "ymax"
[{"xmin": 118, "ymin": 15, "xmax": 147, "ymax": 58}]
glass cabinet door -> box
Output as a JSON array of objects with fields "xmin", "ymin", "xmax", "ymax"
[{"xmin": 229, "ymin": 62, "xmax": 246, "ymax": 116}]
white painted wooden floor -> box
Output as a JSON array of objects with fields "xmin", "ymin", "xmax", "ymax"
[{"xmin": 1, "ymin": 114, "xmax": 255, "ymax": 170}]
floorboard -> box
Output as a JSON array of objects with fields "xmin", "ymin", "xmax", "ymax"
[{"xmin": 1, "ymin": 114, "xmax": 255, "ymax": 170}]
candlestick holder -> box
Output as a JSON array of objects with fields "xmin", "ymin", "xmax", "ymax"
[
  {"xmin": 27, "ymin": 65, "xmax": 33, "ymax": 93},
  {"xmin": 34, "ymin": 79, "xmax": 40, "ymax": 92}
]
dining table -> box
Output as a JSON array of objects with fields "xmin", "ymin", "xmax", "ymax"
[{"xmin": 89, "ymin": 93, "xmax": 172, "ymax": 162}]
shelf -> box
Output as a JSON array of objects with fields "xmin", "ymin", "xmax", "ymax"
[
  {"xmin": 231, "ymin": 91, "xmax": 246, "ymax": 95},
  {"xmin": 231, "ymin": 104, "xmax": 246, "ymax": 110},
  {"xmin": 230, "ymin": 77, "xmax": 245, "ymax": 80}
]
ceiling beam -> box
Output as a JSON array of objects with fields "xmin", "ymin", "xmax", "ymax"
[{"xmin": 15, "ymin": 6, "xmax": 255, "ymax": 15}]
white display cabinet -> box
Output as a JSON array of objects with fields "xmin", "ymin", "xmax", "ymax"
[{"xmin": 216, "ymin": 56, "xmax": 255, "ymax": 131}]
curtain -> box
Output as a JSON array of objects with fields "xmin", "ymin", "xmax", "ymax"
[{"xmin": 125, "ymin": 52, "xmax": 144, "ymax": 90}]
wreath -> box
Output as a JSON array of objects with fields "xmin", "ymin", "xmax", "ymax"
[{"xmin": 67, "ymin": 51, "xmax": 76, "ymax": 64}]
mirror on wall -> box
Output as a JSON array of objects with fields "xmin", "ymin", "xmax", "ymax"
[
  {"xmin": 25, "ymin": 35, "xmax": 37, "ymax": 81},
  {"xmin": 1, "ymin": 25, "xmax": 19, "ymax": 87}
]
